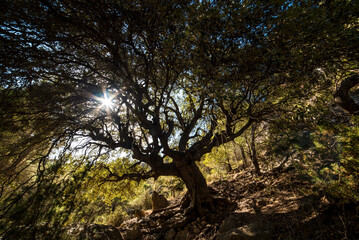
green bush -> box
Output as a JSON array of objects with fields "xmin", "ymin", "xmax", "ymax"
[
  {"xmin": 104, "ymin": 209, "xmax": 129, "ymax": 227},
  {"xmin": 128, "ymin": 189, "xmax": 152, "ymax": 211},
  {"xmin": 302, "ymin": 119, "xmax": 359, "ymax": 204}
]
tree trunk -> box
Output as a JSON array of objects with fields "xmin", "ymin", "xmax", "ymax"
[
  {"xmin": 239, "ymin": 144, "xmax": 248, "ymax": 169},
  {"xmin": 224, "ymin": 143, "xmax": 233, "ymax": 173},
  {"xmin": 174, "ymin": 159, "xmax": 214, "ymax": 217},
  {"xmin": 250, "ymin": 140, "xmax": 261, "ymax": 176},
  {"xmin": 245, "ymin": 125, "xmax": 261, "ymax": 175},
  {"xmin": 232, "ymin": 141, "xmax": 240, "ymax": 162},
  {"xmin": 250, "ymin": 124, "xmax": 262, "ymax": 176}
]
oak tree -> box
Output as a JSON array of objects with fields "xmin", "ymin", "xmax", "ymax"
[{"xmin": 1, "ymin": 0, "xmax": 357, "ymax": 222}]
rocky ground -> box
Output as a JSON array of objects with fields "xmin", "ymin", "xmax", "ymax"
[{"xmin": 68, "ymin": 169, "xmax": 359, "ymax": 240}]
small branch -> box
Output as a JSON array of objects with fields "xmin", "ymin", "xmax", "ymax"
[
  {"xmin": 338, "ymin": 212, "xmax": 348, "ymax": 240},
  {"xmin": 129, "ymin": 161, "xmax": 142, "ymax": 170},
  {"xmin": 191, "ymin": 118, "xmax": 254, "ymax": 160}
]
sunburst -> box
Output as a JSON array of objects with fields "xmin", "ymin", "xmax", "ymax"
[{"xmin": 99, "ymin": 93, "xmax": 114, "ymax": 109}]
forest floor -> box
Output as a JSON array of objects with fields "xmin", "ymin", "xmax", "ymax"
[{"xmin": 70, "ymin": 168, "xmax": 359, "ymax": 240}]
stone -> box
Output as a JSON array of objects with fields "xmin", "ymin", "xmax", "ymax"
[
  {"xmin": 152, "ymin": 191, "xmax": 169, "ymax": 211},
  {"xmin": 149, "ymin": 220, "xmax": 158, "ymax": 227},
  {"xmin": 215, "ymin": 222, "xmax": 273, "ymax": 240},
  {"xmin": 175, "ymin": 229, "xmax": 190, "ymax": 240},
  {"xmin": 135, "ymin": 209, "xmax": 146, "ymax": 219},
  {"xmin": 143, "ymin": 235, "xmax": 157, "ymax": 240},
  {"xmin": 67, "ymin": 223, "xmax": 123, "ymax": 240},
  {"xmin": 121, "ymin": 225, "xmax": 142, "ymax": 240},
  {"xmin": 153, "ymin": 233, "xmax": 162, "ymax": 239},
  {"xmin": 257, "ymin": 200, "xmax": 266, "ymax": 207},
  {"xmin": 219, "ymin": 214, "xmax": 241, "ymax": 233},
  {"xmin": 193, "ymin": 226, "xmax": 200, "ymax": 234},
  {"xmin": 164, "ymin": 229, "xmax": 176, "ymax": 240}
]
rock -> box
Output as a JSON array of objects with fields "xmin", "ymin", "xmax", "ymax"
[
  {"xmin": 200, "ymin": 221, "xmax": 207, "ymax": 227},
  {"xmin": 175, "ymin": 229, "xmax": 190, "ymax": 240},
  {"xmin": 152, "ymin": 191, "xmax": 169, "ymax": 211},
  {"xmin": 193, "ymin": 226, "xmax": 200, "ymax": 234},
  {"xmin": 121, "ymin": 224, "xmax": 142, "ymax": 240},
  {"xmin": 143, "ymin": 235, "xmax": 157, "ymax": 240},
  {"xmin": 216, "ymin": 222, "xmax": 273, "ymax": 240},
  {"xmin": 67, "ymin": 223, "xmax": 123, "ymax": 240},
  {"xmin": 153, "ymin": 233, "xmax": 162, "ymax": 239},
  {"xmin": 134, "ymin": 209, "xmax": 146, "ymax": 218},
  {"xmin": 257, "ymin": 200, "xmax": 266, "ymax": 207},
  {"xmin": 149, "ymin": 220, "xmax": 158, "ymax": 227},
  {"xmin": 219, "ymin": 214, "xmax": 241, "ymax": 233},
  {"xmin": 164, "ymin": 229, "xmax": 176, "ymax": 240},
  {"xmin": 121, "ymin": 229, "xmax": 142, "ymax": 240}
]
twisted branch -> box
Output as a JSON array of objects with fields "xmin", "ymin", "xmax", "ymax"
[{"xmin": 335, "ymin": 74, "xmax": 359, "ymax": 115}]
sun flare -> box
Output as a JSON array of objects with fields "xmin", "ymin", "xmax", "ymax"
[
  {"xmin": 98, "ymin": 92, "xmax": 115, "ymax": 110},
  {"xmin": 100, "ymin": 95, "xmax": 113, "ymax": 108}
]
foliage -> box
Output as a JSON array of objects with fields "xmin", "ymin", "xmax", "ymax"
[
  {"xmin": 305, "ymin": 116, "xmax": 359, "ymax": 204},
  {"xmin": 202, "ymin": 144, "xmax": 236, "ymax": 179},
  {"xmin": 0, "ymin": 156, "xmax": 91, "ymax": 239},
  {"xmin": 262, "ymin": 71, "xmax": 359, "ymax": 204}
]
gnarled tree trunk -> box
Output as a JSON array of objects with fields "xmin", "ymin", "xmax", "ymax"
[{"xmin": 174, "ymin": 159, "xmax": 214, "ymax": 217}]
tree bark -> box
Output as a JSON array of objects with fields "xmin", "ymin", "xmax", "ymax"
[
  {"xmin": 174, "ymin": 158, "xmax": 214, "ymax": 217},
  {"xmin": 239, "ymin": 144, "xmax": 249, "ymax": 169},
  {"xmin": 245, "ymin": 124, "xmax": 261, "ymax": 176},
  {"xmin": 250, "ymin": 124, "xmax": 262, "ymax": 176},
  {"xmin": 250, "ymin": 142, "xmax": 261, "ymax": 176},
  {"xmin": 224, "ymin": 144, "xmax": 233, "ymax": 173}
]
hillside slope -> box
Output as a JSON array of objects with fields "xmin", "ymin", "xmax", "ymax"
[{"xmin": 68, "ymin": 169, "xmax": 359, "ymax": 240}]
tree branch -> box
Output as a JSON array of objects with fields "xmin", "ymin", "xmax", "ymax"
[
  {"xmin": 100, "ymin": 164, "xmax": 154, "ymax": 184},
  {"xmin": 334, "ymin": 74, "xmax": 359, "ymax": 115},
  {"xmin": 192, "ymin": 118, "xmax": 254, "ymax": 160}
]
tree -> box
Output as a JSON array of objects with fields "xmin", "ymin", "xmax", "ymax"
[{"xmin": 1, "ymin": 0, "xmax": 357, "ymax": 224}]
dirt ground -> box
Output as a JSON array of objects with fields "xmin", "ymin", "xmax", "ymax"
[{"xmin": 117, "ymin": 168, "xmax": 359, "ymax": 240}]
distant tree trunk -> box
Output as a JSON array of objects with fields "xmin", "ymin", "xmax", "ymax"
[
  {"xmin": 224, "ymin": 144, "xmax": 233, "ymax": 172},
  {"xmin": 239, "ymin": 144, "xmax": 249, "ymax": 169},
  {"xmin": 231, "ymin": 141, "xmax": 242, "ymax": 171},
  {"xmin": 245, "ymin": 124, "xmax": 261, "ymax": 176},
  {"xmin": 224, "ymin": 160, "xmax": 233, "ymax": 173},
  {"xmin": 232, "ymin": 141, "xmax": 240, "ymax": 162},
  {"xmin": 174, "ymin": 159, "xmax": 214, "ymax": 217},
  {"xmin": 250, "ymin": 124, "xmax": 262, "ymax": 176}
]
